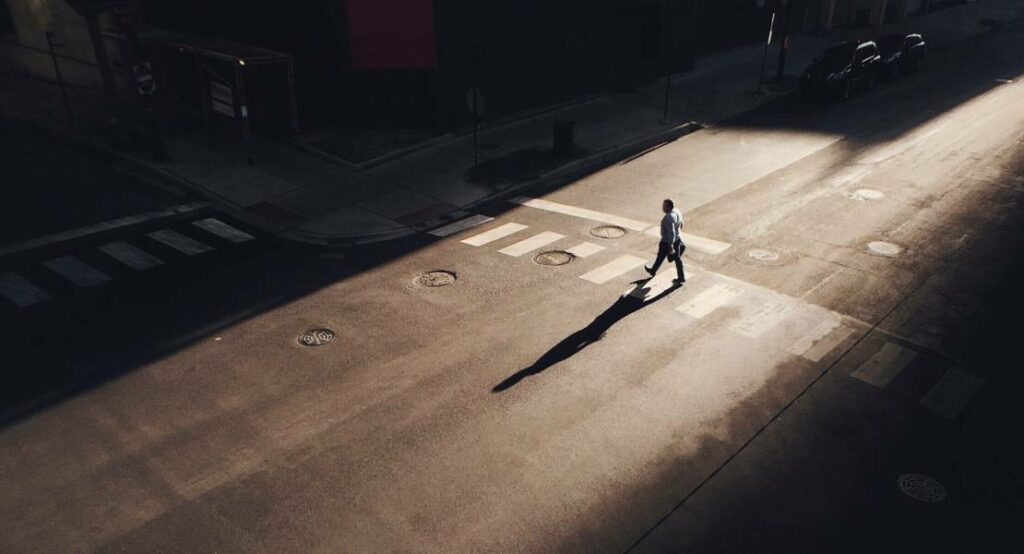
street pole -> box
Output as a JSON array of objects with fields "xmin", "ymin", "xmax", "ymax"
[
  {"xmin": 756, "ymin": 11, "xmax": 776, "ymax": 94},
  {"xmin": 775, "ymin": 0, "xmax": 794, "ymax": 80},
  {"xmin": 45, "ymin": 31, "xmax": 74, "ymax": 124}
]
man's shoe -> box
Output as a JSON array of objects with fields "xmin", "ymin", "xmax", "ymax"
[{"xmin": 644, "ymin": 265, "xmax": 656, "ymax": 277}]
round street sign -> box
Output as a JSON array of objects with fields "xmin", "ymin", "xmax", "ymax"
[{"xmin": 466, "ymin": 86, "xmax": 485, "ymax": 119}]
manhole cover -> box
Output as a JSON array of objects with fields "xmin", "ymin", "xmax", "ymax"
[
  {"xmin": 534, "ymin": 250, "xmax": 575, "ymax": 266},
  {"xmin": 415, "ymin": 270, "xmax": 457, "ymax": 287},
  {"xmin": 844, "ymin": 188, "xmax": 885, "ymax": 201},
  {"xmin": 299, "ymin": 328, "xmax": 335, "ymax": 346},
  {"xmin": 590, "ymin": 225, "xmax": 627, "ymax": 239},
  {"xmin": 898, "ymin": 474, "xmax": 947, "ymax": 503},
  {"xmin": 867, "ymin": 241, "xmax": 902, "ymax": 257},
  {"xmin": 748, "ymin": 249, "xmax": 780, "ymax": 262}
]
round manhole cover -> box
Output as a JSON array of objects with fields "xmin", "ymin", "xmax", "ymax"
[
  {"xmin": 867, "ymin": 241, "xmax": 902, "ymax": 257},
  {"xmin": 590, "ymin": 225, "xmax": 627, "ymax": 239},
  {"xmin": 299, "ymin": 328, "xmax": 335, "ymax": 346},
  {"xmin": 898, "ymin": 474, "xmax": 947, "ymax": 503},
  {"xmin": 534, "ymin": 250, "xmax": 575, "ymax": 266},
  {"xmin": 415, "ymin": 271, "xmax": 457, "ymax": 287},
  {"xmin": 845, "ymin": 188, "xmax": 885, "ymax": 201},
  {"xmin": 748, "ymin": 249, "xmax": 780, "ymax": 262}
]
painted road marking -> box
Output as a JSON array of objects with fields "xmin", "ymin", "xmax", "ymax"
[
  {"xmin": 499, "ymin": 231, "xmax": 565, "ymax": 257},
  {"xmin": 851, "ymin": 342, "xmax": 917, "ymax": 388},
  {"xmin": 0, "ymin": 202, "xmax": 208, "ymax": 257},
  {"xmin": 919, "ymin": 369, "xmax": 986, "ymax": 419},
  {"xmin": 0, "ymin": 271, "xmax": 51, "ymax": 307},
  {"xmin": 461, "ymin": 222, "xmax": 528, "ymax": 247},
  {"xmin": 627, "ymin": 268, "xmax": 690, "ymax": 301},
  {"xmin": 43, "ymin": 255, "xmax": 111, "ymax": 287},
  {"xmin": 429, "ymin": 215, "xmax": 494, "ymax": 237},
  {"xmin": 643, "ymin": 228, "xmax": 733, "ymax": 255},
  {"xmin": 98, "ymin": 241, "xmax": 164, "ymax": 271},
  {"xmin": 193, "ymin": 218, "xmax": 255, "ymax": 243},
  {"xmin": 731, "ymin": 299, "xmax": 794, "ymax": 338},
  {"xmin": 146, "ymin": 229, "xmax": 214, "ymax": 255},
  {"xmin": 566, "ymin": 242, "xmax": 606, "ymax": 258},
  {"xmin": 789, "ymin": 319, "xmax": 854, "ymax": 362},
  {"xmin": 579, "ymin": 255, "xmax": 646, "ymax": 284},
  {"xmin": 676, "ymin": 283, "xmax": 744, "ymax": 318},
  {"xmin": 511, "ymin": 197, "xmax": 648, "ymax": 231}
]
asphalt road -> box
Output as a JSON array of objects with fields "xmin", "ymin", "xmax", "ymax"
[{"xmin": 2, "ymin": 23, "xmax": 1024, "ymax": 553}]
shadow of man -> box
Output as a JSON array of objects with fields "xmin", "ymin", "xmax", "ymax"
[{"xmin": 492, "ymin": 281, "xmax": 680, "ymax": 392}]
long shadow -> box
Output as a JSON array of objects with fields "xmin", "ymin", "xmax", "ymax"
[{"xmin": 493, "ymin": 281, "xmax": 680, "ymax": 392}]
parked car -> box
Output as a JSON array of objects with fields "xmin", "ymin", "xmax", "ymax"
[
  {"xmin": 877, "ymin": 33, "xmax": 925, "ymax": 78},
  {"xmin": 800, "ymin": 41, "xmax": 882, "ymax": 101}
]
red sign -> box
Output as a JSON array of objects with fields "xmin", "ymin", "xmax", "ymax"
[{"xmin": 346, "ymin": 0, "xmax": 437, "ymax": 70}]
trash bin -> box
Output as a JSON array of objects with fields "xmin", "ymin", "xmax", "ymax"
[{"xmin": 553, "ymin": 120, "xmax": 575, "ymax": 156}]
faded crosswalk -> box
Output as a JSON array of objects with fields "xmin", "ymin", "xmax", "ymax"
[{"xmin": 0, "ymin": 217, "xmax": 257, "ymax": 310}]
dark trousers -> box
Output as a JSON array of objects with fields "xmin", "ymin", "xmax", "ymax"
[{"xmin": 651, "ymin": 239, "xmax": 685, "ymax": 279}]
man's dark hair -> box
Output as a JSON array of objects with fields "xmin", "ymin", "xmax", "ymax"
[{"xmin": 663, "ymin": 198, "xmax": 674, "ymax": 209}]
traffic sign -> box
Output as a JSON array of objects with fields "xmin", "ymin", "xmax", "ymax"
[{"xmin": 133, "ymin": 62, "xmax": 156, "ymax": 95}]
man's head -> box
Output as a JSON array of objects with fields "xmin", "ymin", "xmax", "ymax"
[{"xmin": 662, "ymin": 198, "xmax": 674, "ymax": 213}]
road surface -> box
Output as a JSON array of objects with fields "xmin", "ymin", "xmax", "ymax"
[{"xmin": 2, "ymin": 22, "xmax": 1023, "ymax": 554}]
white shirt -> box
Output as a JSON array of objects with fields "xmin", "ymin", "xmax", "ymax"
[{"xmin": 660, "ymin": 209, "xmax": 683, "ymax": 244}]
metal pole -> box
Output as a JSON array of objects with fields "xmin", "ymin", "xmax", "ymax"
[
  {"xmin": 775, "ymin": 0, "xmax": 794, "ymax": 80},
  {"xmin": 662, "ymin": 75, "xmax": 671, "ymax": 122},
  {"xmin": 45, "ymin": 32, "xmax": 74, "ymax": 124},
  {"xmin": 473, "ymin": 119, "xmax": 479, "ymax": 165},
  {"xmin": 756, "ymin": 11, "xmax": 776, "ymax": 94}
]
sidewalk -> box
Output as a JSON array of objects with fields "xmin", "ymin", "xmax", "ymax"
[{"xmin": 3, "ymin": 0, "xmax": 1022, "ymax": 246}]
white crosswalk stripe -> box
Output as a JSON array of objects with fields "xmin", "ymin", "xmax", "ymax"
[
  {"xmin": 429, "ymin": 215, "xmax": 494, "ymax": 237},
  {"xmin": 789, "ymin": 319, "xmax": 853, "ymax": 362},
  {"xmin": 146, "ymin": 229, "xmax": 213, "ymax": 255},
  {"xmin": 0, "ymin": 271, "xmax": 52, "ymax": 307},
  {"xmin": 579, "ymin": 255, "xmax": 646, "ymax": 284},
  {"xmin": 193, "ymin": 218, "xmax": 254, "ymax": 243},
  {"xmin": 511, "ymin": 197, "xmax": 648, "ymax": 231},
  {"xmin": 498, "ymin": 231, "xmax": 565, "ymax": 257},
  {"xmin": 98, "ymin": 241, "xmax": 164, "ymax": 271},
  {"xmin": 566, "ymin": 242, "xmax": 605, "ymax": 258},
  {"xmin": 676, "ymin": 283, "xmax": 744, "ymax": 318},
  {"xmin": 851, "ymin": 342, "xmax": 917, "ymax": 387},
  {"xmin": 43, "ymin": 255, "xmax": 111, "ymax": 287},
  {"xmin": 919, "ymin": 368, "xmax": 986, "ymax": 418},
  {"xmin": 461, "ymin": 223, "xmax": 528, "ymax": 247},
  {"xmin": 731, "ymin": 299, "xmax": 795, "ymax": 338}
]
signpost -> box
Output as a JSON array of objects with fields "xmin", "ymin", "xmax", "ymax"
[
  {"xmin": 756, "ymin": 10, "xmax": 777, "ymax": 94},
  {"xmin": 132, "ymin": 62, "xmax": 156, "ymax": 95},
  {"xmin": 466, "ymin": 85, "xmax": 484, "ymax": 165}
]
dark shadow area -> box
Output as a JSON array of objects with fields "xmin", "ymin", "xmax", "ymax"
[
  {"xmin": 466, "ymin": 146, "xmax": 589, "ymax": 188},
  {"xmin": 493, "ymin": 281, "xmax": 679, "ymax": 392}
]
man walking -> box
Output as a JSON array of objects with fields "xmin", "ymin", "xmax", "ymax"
[{"xmin": 645, "ymin": 198, "xmax": 686, "ymax": 284}]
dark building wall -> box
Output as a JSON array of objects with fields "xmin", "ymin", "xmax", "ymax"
[
  {"xmin": 138, "ymin": 0, "xmax": 699, "ymax": 132},
  {"xmin": 434, "ymin": 0, "xmax": 697, "ymax": 129}
]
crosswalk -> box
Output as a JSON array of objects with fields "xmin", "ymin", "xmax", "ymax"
[
  {"xmin": 0, "ymin": 216, "xmax": 258, "ymax": 310},
  {"xmin": 436, "ymin": 213, "xmax": 987, "ymax": 419}
]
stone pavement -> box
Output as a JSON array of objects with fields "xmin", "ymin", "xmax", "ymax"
[{"xmin": 2, "ymin": 0, "xmax": 1021, "ymax": 246}]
